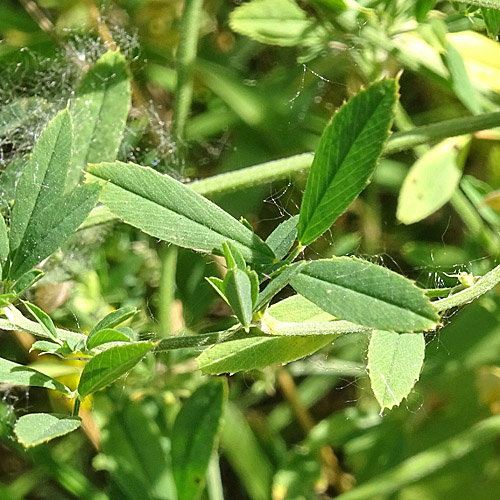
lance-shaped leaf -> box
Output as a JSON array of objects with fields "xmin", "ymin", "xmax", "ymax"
[
  {"xmin": 86, "ymin": 328, "xmax": 131, "ymax": 350},
  {"xmin": 15, "ymin": 413, "xmax": 81, "ymax": 448},
  {"xmin": 298, "ymin": 79, "xmax": 398, "ymax": 246},
  {"xmin": 86, "ymin": 162, "xmax": 274, "ymax": 263},
  {"xmin": 10, "ymin": 109, "xmax": 72, "ymax": 254},
  {"xmin": 397, "ymin": 136, "xmax": 470, "ymax": 224},
  {"xmin": 12, "ymin": 270, "xmax": 44, "ymax": 296},
  {"xmin": 24, "ymin": 302, "xmax": 59, "ymax": 343},
  {"xmin": 88, "ymin": 306, "xmax": 137, "ymax": 338},
  {"xmin": 171, "ymin": 380, "xmax": 226, "ymax": 500},
  {"xmin": 254, "ymin": 262, "xmax": 306, "ymax": 313},
  {"xmin": 265, "ymin": 215, "xmax": 299, "ymax": 260},
  {"xmin": 69, "ymin": 50, "xmax": 131, "ymax": 188},
  {"xmin": 0, "ymin": 213, "xmax": 8, "ymax": 279},
  {"xmin": 0, "ymin": 357, "xmax": 70, "ymax": 394},
  {"xmin": 10, "ymin": 183, "xmax": 101, "ymax": 279},
  {"xmin": 198, "ymin": 335, "xmax": 335, "ymax": 374},
  {"xmin": 223, "ymin": 268, "xmax": 254, "ymax": 330},
  {"xmin": 77, "ymin": 341, "xmax": 155, "ymax": 398},
  {"xmin": 368, "ymin": 330, "xmax": 425, "ymax": 409},
  {"xmin": 290, "ymin": 258, "xmax": 439, "ymax": 332}
]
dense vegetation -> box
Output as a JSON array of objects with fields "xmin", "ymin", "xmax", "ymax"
[{"xmin": 2, "ymin": 1, "xmax": 500, "ymax": 499}]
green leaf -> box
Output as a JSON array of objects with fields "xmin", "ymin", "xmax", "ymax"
[
  {"xmin": 267, "ymin": 294, "xmax": 335, "ymax": 322},
  {"xmin": 10, "ymin": 109, "xmax": 72, "ymax": 255},
  {"xmin": 69, "ymin": 50, "xmax": 131, "ymax": 188},
  {"xmin": 223, "ymin": 268, "xmax": 253, "ymax": 330},
  {"xmin": 14, "ymin": 413, "xmax": 81, "ymax": 448},
  {"xmin": 397, "ymin": 136, "xmax": 470, "ymax": 225},
  {"xmin": 290, "ymin": 258, "xmax": 439, "ymax": 332},
  {"xmin": 198, "ymin": 335, "xmax": 334, "ymax": 374},
  {"xmin": 367, "ymin": 330, "xmax": 425, "ymax": 410},
  {"xmin": 171, "ymin": 380, "xmax": 226, "ymax": 500},
  {"xmin": 298, "ymin": 79, "xmax": 398, "ymax": 246},
  {"xmin": 86, "ymin": 328, "xmax": 131, "ymax": 350},
  {"xmin": 24, "ymin": 302, "xmax": 59, "ymax": 343},
  {"xmin": 229, "ymin": 0, "xmax": 326, "ymax": 47},
  {"xmin": 0, "ymin": 357, "xmax": 70, "ymax": 394},
  {"xmin": 12, "ymin": 270, "xmax": 44, "ymax": 296},
  {"xmin": 206, "ymin": 277, "xmax": 229, "ymax": 303},
  {"xmin": 415, "ymin": 0, "xmax": 437, "ymax": 21},
  {"xmin": 77, "ymin": 341, "xmax": 155, "ymax": 398},
  {"xmin": 88, "ymin": 306, "xmax": 137, "ymax": 337},
  {"xmin": 443, "ymin": 42, "xmax": 481, "ymax": 115},
  {"xmin": 223, "ymin": 240, "xmax": 246, "ymax": 270},
  {"xmin": 0, "ymin": 213, "xmax": 8, "ymax": 279},
  {"xmin": 86, "ymin": 161, "xmax": 274, "ymax": 263},
  {"xmin": 30, "ymin": 340, "xmax": 61, "ymax": 354},
  {"xmin": 0, "ymin": 294, "xmax": 15, "ymax": 308},
  {"xmin": 9, "ymin": 183, "xmax": 101, "ymax": 279},
  {"xmin": 482, "ymin": 7, "xmax": 500, "ymax": 36},
  {"xmin": 255, "ymin": 262, "xmax": 306, "ymax": 312},
  {"xmin": 248, "ymin": 269, "xmax": 259, "ymax": 308},
  {"xmin": 96, "ymin": 398, "xmax": 175, "ymax": 500},
  {"xmin": 265, "ymin": 215, "xmax": 299, "ymax": 260}
]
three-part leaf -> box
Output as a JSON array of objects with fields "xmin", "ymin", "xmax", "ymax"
[
  {"xmin": 298, "ymin": 79, "xmax": 398, "ymax": 246},
  {"xmin": 290, "ymin": 257, "xmax": 439, "ymax": 332},
  {"xmin": 86, "ymin": 162, "xmax": 275, "ymax": 263},
  {"xmin": 368, "ymin": 330, "xmax": 426, "ymax": 409}
]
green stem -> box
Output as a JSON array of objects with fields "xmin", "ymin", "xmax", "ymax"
[
  {"xmin": 157, "ymin": 245, "xmax": 178, "ymax": 338},
  {"xmin": 155, "ymin": 327, "xmax": 250, "ymax": 351},
  {"xmin": 81, "ymin": 110, "xmax": 500, "ymax": 229},
  {"xmin": 336, "ymin": 414, "xmax": 500, "ymax": 500},
  {"xmin": 72, "ymin": 398, "xmax": 81, "ymax": 417},
  {"xmin": 206, "ymin": 452, "xmax": 225, "ymax": 500},
  {"xmin": 173, "ymin": 0, "xmax": 204, "ymax": 143},
  {"xmin": 433, "ymin": 263, "xmax": 500, "ymax": 312}
]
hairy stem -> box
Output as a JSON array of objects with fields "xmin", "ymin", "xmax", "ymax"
[{"xmin": 433, "ymin": 263, "xmax": 500, "ymax": 312}]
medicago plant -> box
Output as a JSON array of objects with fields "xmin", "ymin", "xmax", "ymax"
[{"xmin": 2, "ymin": 38, "xmax": 500, "ymax": 461}]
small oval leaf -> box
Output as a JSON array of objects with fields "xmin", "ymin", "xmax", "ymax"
[
  {"xmin": 86, "ymin": 328, "xmax": 131, "ymax": 350},
  {"xmin": 77, "ymin": 341, "xmax": 155, "ymax": 398},
  {"xmin": 397, "ymin": 136, "xmax": 470, "ymax": 224},
  {"xmin": 368, "ymin": 330, "xmax": 425, "ymax": 409},
  {"xmin": 15, "ymin": 413, "xmax": 81, "ymax": 448}
]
